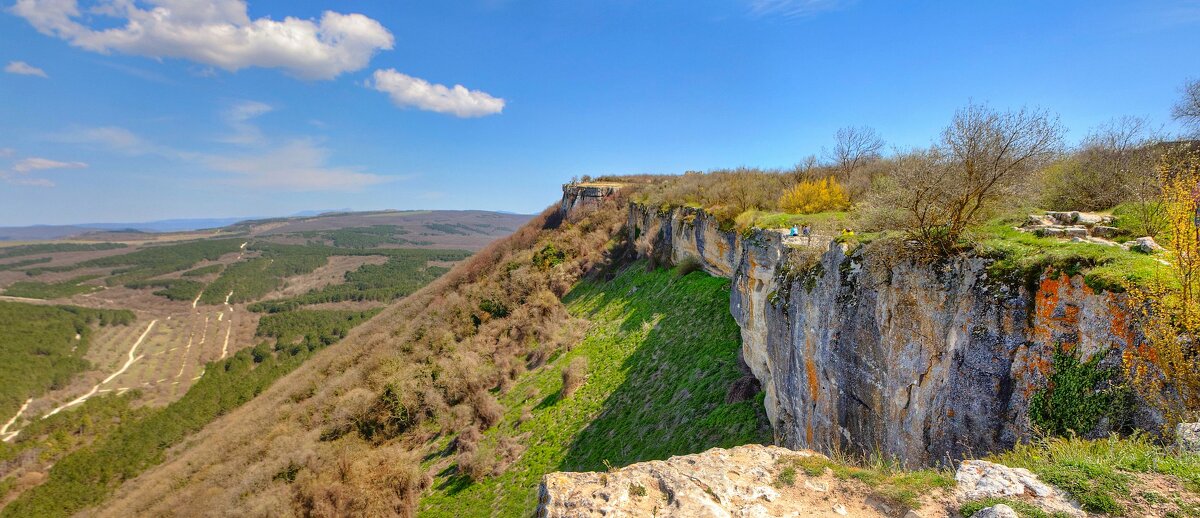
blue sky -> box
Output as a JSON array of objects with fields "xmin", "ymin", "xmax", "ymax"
[{"xmin": 1, "ymin": 0, "xmax": 1198, "ymax": 226}]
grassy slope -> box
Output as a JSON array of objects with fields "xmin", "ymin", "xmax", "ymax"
[{"xmin": 419, "ymin": 264, "xmax": 772, "ymax": 517}]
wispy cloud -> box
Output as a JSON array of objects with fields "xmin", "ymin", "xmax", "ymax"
[
  {"xmin": 0, "ymin": 148, "xmax": 14, "ymax": 158},
  {"xmin": 13, "ymin": 157, "xmax": 87, "ymax": 173},
  {"xmin": 49, "ymin": 124, "xmax": 388, "ymax": 191},
  {"xmin": 5, "ymin": 60, "xmax": 48, "ymax": 78},
  {"xmin": 2, "ymin": 156, "xmax": 87, "ymax": 187},
  {"xmin": 220, "ymin": 100, "xmax": 273, "ymax": 145},
  {"xmin": 747, "ymin": 0, "xmax": 855, "ymax": 19},
  {"xmin": 367, "ymin": 69, "xmax": 506, "ymax": 118},
  {"xmin": 11, "ymin": 0, "xmax": 394, "ymax": 80},
  {"xmin": 53, "ymin": 126, "xmax": 176, "ymax": 157},
  {"xmin": 205, "ymin": 139, "xmax": 391, "ymax": 190}
]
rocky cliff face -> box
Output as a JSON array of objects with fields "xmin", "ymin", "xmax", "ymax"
[
  {"xmin": 625, "ymin": 203, "xmax": 1144, "ymax": 466},
  {"xmin": 560, "ymin": 182, "xmax": 624, "ymax": 214}
]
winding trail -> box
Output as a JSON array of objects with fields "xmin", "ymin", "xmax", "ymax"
[
  {"xmin": 44, "ymin": 319, "xmax": 158, "ymax": 418},
  {"xmin": 1, "ymin": 398, "xmax": 33, "ymax": 442},
  {"xmin": 219, "ymin": 321, "xmax": 233, "ymax": 360}
]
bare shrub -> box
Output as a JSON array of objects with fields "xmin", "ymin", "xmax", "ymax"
[
  {"xmin": 454, "ymin": 426, "xmax": 481, "ymax": 454},
  {"xmin": 456, "ymin": 448, "xmax": 495, "ymax": 482},
  {"xmin": 562, "ymin": 356, "xmax": 588, "ymax": 398},
  {"xmin": 827, "ymin": 125, "xmax": 884, "ymax": 178},
  {"xmin": 471, "ymin": 391, "xmax": 504, "ymax": 429},
  {"xmin": 1040, "ymin": 116, "xmax": 1157, "ymax": 211},
  {"xmin": 867, "ymin": 103, "xmax": 1063, "ymax": 255},
  {"xmin": 1174, "ymin": 78, "xmax": 1200, "ymax": 135}
]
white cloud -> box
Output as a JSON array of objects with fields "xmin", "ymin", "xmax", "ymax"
[
  {"xmin": 13, "ymin": 157, "xmax": 87, "ymax": 173},
  {"xmin": 747, "ymin": 0, "xmax": 855, "ymax": 18},
  {"xmin": 5, "ymin": 60, "xmax": 48, "ymax": 77},
  {"xmin": 11, "ymin": 0, "xmax": 394, "ymax": 80},
  {"xmin": 367, "ymin": 69, "xmax": 505, "ymax": 118},
  {"xmin": 221, "ymin": 100, "xmax": 273, "ymax": 145},
  {"xmin": 0, "ymin": 148, "xmax": 14, "ymax": 158},
  {"xmin": 206, "ymin": 139, "xmax": 389, "ymax": 190}
]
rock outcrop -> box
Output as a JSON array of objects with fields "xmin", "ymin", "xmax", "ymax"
[
  {"xmin": 955, "ymin": 460, "xmax": 1084, "ymax": 517},
  {"xmin": 626, "ymin": 203, "xmax": 1147, "ymax": 466},
  {"xmin": 537, "ymin": 445, "xmax": 931, "ymax": 518},
  {"xmin": 536, "ymin": 445, "xmax": 1084, "ymax": 517},
  {"xmin": 1177, "ymin": 422, "xmax": 1200, "ymax": 453},
  {"xmin": 560, "ymin": 182, "xmax": 624, "ymax": 214}
]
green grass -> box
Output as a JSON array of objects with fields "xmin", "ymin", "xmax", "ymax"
[
  {"xmin": 974, "ymin": 218, "xmax": 1165, "ymax": 292},
  {"xmin": 989, "ymin": 434, "xmax": 1200, "ymax": 515},
  {"xmin": 960, "ymin": 498, "xmax": 1073, "ymax": 518},
  {"xmin": 1110, "ymin": 202, "xmax": 1169, "ymax": 243},
  {"xmin": 2, "ymin": 275, "xmax": 102, "ymax": 299},
  {"xmin": 735, "ymin": 210, "xmax": 850, "ymax": 231},
  {"xmin": 418, "ymin": 263, "xmax": 771, "ymax": 517}
]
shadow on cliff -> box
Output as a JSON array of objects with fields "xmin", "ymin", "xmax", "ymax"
[{"xmin": 554, "ymin": 262, "xmax": 772, "ymax": 473}]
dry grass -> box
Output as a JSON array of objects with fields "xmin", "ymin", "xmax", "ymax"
[{"xmin": 90, "ymin": 196, "xmax": 630, "ymax": 517}]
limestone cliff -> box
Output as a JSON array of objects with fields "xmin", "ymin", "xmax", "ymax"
[{"xmin": 625, "ymin": 203, "xmax": 1145, "ymax": 466}]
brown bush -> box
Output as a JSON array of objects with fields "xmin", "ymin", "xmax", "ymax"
[
  {"xmin": 562, "ymin": 356, "xmax": 588, "ymax": 398},
  {"xmin": 471, "ymin": 390, "xmax": 504, "ymax": 429},
  {"xmin": 456, "ymin": 448, "xmax": 494, "ymax": 482},
  {"xmin": 454, "ymin": 426, "xmax": 481, "ymax": 454}
]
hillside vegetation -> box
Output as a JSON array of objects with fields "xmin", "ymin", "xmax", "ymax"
[
  {"xmin": 73, "ymin": 197, "xmax": 632, "ymax": 516},
  {"xmin": 0, "ymin": 309, "xmax": 379, "ymax": 517},
  {"xmin": 0, "ymin": 302, "xmax": 134, "ymax": 420},
  {"xmin": 419, "ymin": 264, "xmax": 771, "ymax": 516}
]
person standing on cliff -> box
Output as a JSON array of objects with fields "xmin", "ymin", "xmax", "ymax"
[{"xmin": 802, "ymin": 224, "xmax": 812, "ymax": 245}]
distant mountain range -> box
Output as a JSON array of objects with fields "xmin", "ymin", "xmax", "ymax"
[{"xmin": 0, "ymin": 209, "xmax": 356, "ymax": 241}]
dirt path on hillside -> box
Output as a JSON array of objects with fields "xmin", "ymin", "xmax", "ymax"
[
  {"xmin": 43, "ymin": 319, "xmax": 158, "ymax": 419},
  {"xmin": 0, "ymin": 398, "xmax": 32, "ymax": 442}
]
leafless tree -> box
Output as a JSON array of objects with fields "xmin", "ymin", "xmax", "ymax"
[
  {"xmin": 789, "ymin": 154, "xmax": 820, "ymax": 182},
  {"xmin": 827, "ymin": 126, "xmax": 885, "ymax": 176},
  {"xmin": 1174, "ymin": 78, "xmax": 1200, "ymax": 135},
  {"xmin": 870, "ymin": 103, "xmax": 1063, "ymax": 254}
]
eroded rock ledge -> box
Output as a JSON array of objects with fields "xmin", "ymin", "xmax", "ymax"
[{"xmin": 625, "ymin": 203, "xmax": 1148, "ymax": 466}]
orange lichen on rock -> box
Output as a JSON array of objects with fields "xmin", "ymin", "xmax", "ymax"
[
  {"xmin": 1107, "ymin": 295, "xmax": 1138, "ymax": 348},
  {"xmin": 1033, "ymin": 273, "xmax": 1083, "ymax": 349},
  {"xmin": 806, "ymin": 357, "xmax": 820, "ymax": 402}
]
